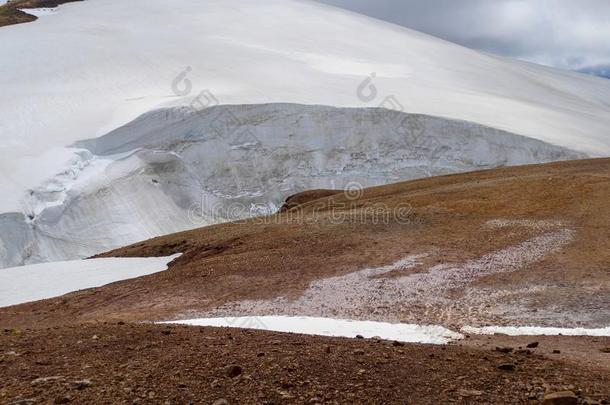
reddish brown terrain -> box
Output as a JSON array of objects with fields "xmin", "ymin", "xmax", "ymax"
[
  {"xmin": 1, "ymin": 158, "xmax": 609, "ymax": 403},
  {"xmin": 0, "ymin": 0, "xmax": 81, "ymax": 28},
  {"xmin": 1, "ymin": 324, "xmax": 609, "ymax": 404}
]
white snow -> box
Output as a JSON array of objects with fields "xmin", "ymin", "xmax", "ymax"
[
  {"xmin": 166, "ymin": 317, "xmax": 610, "ymax": 344},
  {"xmin": 18, "ymin": 8, "xmax": 57, "ymax": 17},
  {"xmin": 462, "ymin": 325, "xmax": 610, "ymax": 337},
  {"xmin": 165, "ymin": 316, "xmax": 464, "ymax": 344},
  {"xmin": 0, "ymin": 254, "xmax": 180, "ymax": 308},
  {"xmin": 1, "ymin": 0, "xmax": 609, "ymax": 209}
]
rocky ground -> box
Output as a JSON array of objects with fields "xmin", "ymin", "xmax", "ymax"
[
  {"xmin": 1, "ymin": 159, "xmax": 609, "ymax": 404},
  {"xmin": 1, "ymin": 158, "xmax": 608, "ymax": 329},
  {"xmin": 0, "ymin": 323, "xmax": 608, "ymax": 404}
]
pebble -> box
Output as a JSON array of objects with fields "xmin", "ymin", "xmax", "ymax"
[
  {"xmin": 497, "ymin": 363, "xmax": 516, "ymax": 371},
  {"xmin": 527, "ymin": 342, "xmax": 539, "ymax": 348},
  {"xmin": 68, "ymin": 379, "xmax": 93, "ymax": 390}
]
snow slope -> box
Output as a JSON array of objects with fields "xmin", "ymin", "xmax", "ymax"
[
  {"xmin": 1, "ymin": 0, "xmax": 609, "ymax": 266},
  {"xmin": 0, "ymin": 254, "xmax": 180, "ymax": 308},
  {"xmin": 1, "ymin": 0, "xmax": 609, "ymax": 164}
]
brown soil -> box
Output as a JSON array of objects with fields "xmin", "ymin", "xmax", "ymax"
[
  {"xmin": 1, "ymin": 158, "xmax": 609, "ymax": 403},
  {"xmin": 2, "ymin": 158, "xmax": 608, "ymax": 330},
  {"xmin": 279, "ymin": 189, "xmax": 342, "ymax": 212},
  {"xmin": 1, "ymin": 323, "xmax": 608, "ymax": 404},
  {"xmin": 0, "ymin": 0, "xmax": 81, "ymax": 28}
]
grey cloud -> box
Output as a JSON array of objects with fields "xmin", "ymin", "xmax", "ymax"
[{"xmin": 317, "ymin": 0, "xmax": 610, "ymax": 77}]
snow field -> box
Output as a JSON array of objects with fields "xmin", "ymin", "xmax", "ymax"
[{"xmin": 0, "ymin": 254, "xmax": 181, "ymax": 308}]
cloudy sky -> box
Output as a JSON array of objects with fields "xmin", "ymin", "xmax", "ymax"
[{"xmin": 317, "ymin": 0, "xmax": 610, "ymax": 78}]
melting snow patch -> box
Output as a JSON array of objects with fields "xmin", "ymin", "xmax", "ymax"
[
  {"xmin": 0, "ymin": 254, "xmax": 180, "ymax": 308},
  {"xmin": 462, "ymin": 325, "xmax": 610, "ymax": 337},
  {"xmin": 164, "ymin": 316, "xmax": 464, "ymax": 344},
  {"xmin": 18, "ymin": 8, "xmax": 58, "ymax": 17}
]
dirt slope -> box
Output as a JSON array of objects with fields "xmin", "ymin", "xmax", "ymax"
[
  {"xmin": 1, "ymin": 158, "xmax": 609, "ymax": 404},
  {"xmin": 2, "ymin": 158, "xmax": 609, "ymax": 330}
]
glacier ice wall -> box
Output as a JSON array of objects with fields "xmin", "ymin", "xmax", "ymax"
[{"xmin": 0, "ymin": 104, "xmax": 585, "ymax": 268}]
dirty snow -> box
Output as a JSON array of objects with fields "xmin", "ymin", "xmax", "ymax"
[
  {"xmin": 0, "ymin": 254, "xmax": 180, "ymax": 308},
  {"xmin": 18, "ymin": 8, "xmax": 57, "ymax": 17},
  {"xmin": 165, "ymin": 316, "xmax": 464, "ymax": 344},
  {"xmin": 484, "ymin": 219, "xmax": 567, "ymax": 230}
]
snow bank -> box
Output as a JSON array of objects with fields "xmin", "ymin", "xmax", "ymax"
[
  {"xmin": 462, "ymin": 325, "xmax": 610, "ymax": 337},
  {"xmin": 0, "ymin": 254, "xmax": 180, "ymax": 308},
  {"xmin": 165, "ymin": 316, "xmax": 464, "ymax": 344}
]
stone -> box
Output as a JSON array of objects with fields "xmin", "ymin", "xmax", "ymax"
[
  {"xmin": 68, "ymin": 379, "xmax": 93, "ymax": 390},
  {"xmin": 225, "ymin": 365, "xmax": 243, "ymax": 378},
  {"xmin": 542, "ymin": 391, "xmax": 578, "ymax": 405},
  {"xmin": 497, "ymin": 363, "xmax": 516, "ymax": 371},
  {"xmin": 527, "ymin": 342, "xmax": 539, "ymax": 348},
  {"xmin": 31, "ymin": 376, "xmax": 63, "ymax": 385},
  {"xmin": 458, "ymin": 389, "xmax": 483, "ymax": 397}
]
